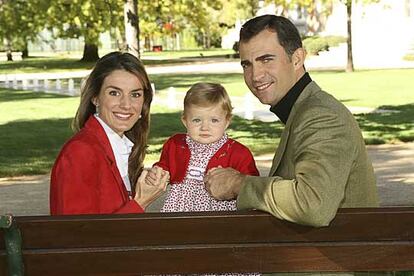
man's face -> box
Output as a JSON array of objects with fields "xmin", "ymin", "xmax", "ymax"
[{"xmin": 240, "ymin": 29, "xmax": 301, "ymax": 106}]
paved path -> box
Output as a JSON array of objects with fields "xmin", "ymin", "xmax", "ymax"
[{"xmin": 1, "ymin": 142, "xmax": 413, "ymax": 216}]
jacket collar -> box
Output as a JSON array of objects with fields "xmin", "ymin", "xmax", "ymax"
[
  {"xmin": 270, "ymin": 72, "xmax": 312, "ymax": 124},
  {"xmin": 84, "ymin": 116, "xmax": 117, "ymax": 163},
  {"xmin": 175, "ymin": 133, "xmax": 234, "ymax": 158}
]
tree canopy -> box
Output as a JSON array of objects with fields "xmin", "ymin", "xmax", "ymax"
[{"xmin": 0, "ymin": 0, "xmax": 49, "ymax": 60}]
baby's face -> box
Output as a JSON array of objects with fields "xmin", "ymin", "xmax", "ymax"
[{"xmin": 182, "ymin": 104, "xmax": 230, "ymax": 144}]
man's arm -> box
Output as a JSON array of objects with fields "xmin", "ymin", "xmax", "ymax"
[
  {"xmin": 207, "ymin": 105, "xmax": 357, "ymax": 227},
  {"xmin": 242, "ymin": 104, "xmax": 357, "ymax": 226}
]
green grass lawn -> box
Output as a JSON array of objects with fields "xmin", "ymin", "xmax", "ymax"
[
  {"xmin": 150, "ymin": 69, "xmax": 414, "ymax": 108},
  {"xmin": 1, "ymin": 68, "xmax": 414, "ymax": 177},
  {"xmin": 0, "ymin": 88, "xmax": 282, "ymax": 177}
]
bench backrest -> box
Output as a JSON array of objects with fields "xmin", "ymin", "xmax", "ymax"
[{"xmin": 1, "ymin": 207, "xmax": 414, "ymax": 275}]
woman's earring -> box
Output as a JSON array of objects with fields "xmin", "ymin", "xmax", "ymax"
[
  {"xmin": 138, "ymin": 114, "xmax": 142, "ymax": 119},
  {"xmin": 95, "ymin": 104, "xmax": 100, "ymax": 115}
]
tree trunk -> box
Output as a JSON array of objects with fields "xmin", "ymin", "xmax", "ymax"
[
  {"xmin": 346, "ymin": 1, "xmax": 354, "ymax": 72},
  {"xmin": 144, "ymin": 36, "xmax": 151, "ymax": 51},
  {"xmin": 22, "ymin": 48, "xmax": 29, "ymax": 59},
  {"xmin": 207, "ymin": 34, "xmax": 211, "ymax": 49},
  {"xmin": 22, "ymin": 41, "xmax": 29, "ymax": 59},
  {"xmin": 81, "ymin": 43, "xmax": 99, "ymax": 62},
  {"xmin": 6, "ymin": 50, "xmax": 13, "ymax": 61},
  {"xmin": 6, "ymin": 39, "xmax": 13, "ymax": 61},
  {"xmin": 124, "ymin": 0, "xmax": 140, "ymax": 58}
]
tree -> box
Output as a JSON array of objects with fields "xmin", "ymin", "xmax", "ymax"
[
  {"xmin": 219, "ymin": 0, "xmax": 260, "ymax": 25},
  {"xmin": 137, "ymin": 0, "xmax": 223, "ymax": 50},
  {"xmin": 0, "ymin": 0, "xmax": 48, "ymax": 60},
  {"xmin": 46, "ymin": 0, "xmax": 124, "ymax": 62}
]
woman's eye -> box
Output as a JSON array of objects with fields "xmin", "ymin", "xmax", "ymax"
[
  {"xmin": 109, "ymin": 90, "xmax": 120, "ymax": 96},
  {"xmin": 131, "ymin": 92, "xmax": 142, "ymax": 98}
]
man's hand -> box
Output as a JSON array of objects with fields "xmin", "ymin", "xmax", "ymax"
[
  {"xmin": 134, "ymin": 168, "xmax": 168, "ymax": 209},
  {"xmin": 204, "ymin": 167, "xmax": 246, "ymax": 200}
]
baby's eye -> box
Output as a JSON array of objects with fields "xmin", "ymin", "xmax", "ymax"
[
  {"xmin": 109, "ymin": 90, "xmax": 120, "ymax": 96},
  {"xmin": 131, "ymin": 92, "xmax": 142, "ymax": 98},
  {"xmin": 192, "ymin": 118, "xmax": 201, "ymax": 123},
  {"xmin": 211, "ymin": 118, "xmax": 220, "ymax": 123}
]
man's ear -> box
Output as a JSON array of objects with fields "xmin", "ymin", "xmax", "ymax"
[{"xmin": 292, "ymin": 47, "xmax": 306, "ymax": 70}]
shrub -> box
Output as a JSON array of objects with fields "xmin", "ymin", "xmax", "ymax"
[{"xmin": 303, "ymin": 35, "xmax": 346, "ymax": 56}]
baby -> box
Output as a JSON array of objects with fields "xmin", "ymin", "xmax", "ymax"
[{"xmin": 148, "ymin": 82, "xmax": 259, "ymax": 212}]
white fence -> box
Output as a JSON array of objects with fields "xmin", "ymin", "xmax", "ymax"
[{"xmin": 0, "ymin": 73, "xmax": 87, "ymax": 96}]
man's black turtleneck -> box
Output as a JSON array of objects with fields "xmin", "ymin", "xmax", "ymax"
[{"xmin": 269, "ymin": 72, "xmax": 312, "ymax": 124}]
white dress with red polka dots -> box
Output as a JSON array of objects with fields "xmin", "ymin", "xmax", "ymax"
[{"xmin": 161, "ymin": 134, "xmax": 237, "ymax": 212}]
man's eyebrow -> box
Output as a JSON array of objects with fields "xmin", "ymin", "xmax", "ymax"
[
  {"xmin": 256, "ymin": 54, "xmax": 276, "ymax": 61},
  {"xmin": 241, "ymin": 54, "xmax": 276, "ymax": 66}
]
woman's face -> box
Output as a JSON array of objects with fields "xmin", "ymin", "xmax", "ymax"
[{"xmin": 93, "ymin": 69, "xmax": 144, "ymax": 136}]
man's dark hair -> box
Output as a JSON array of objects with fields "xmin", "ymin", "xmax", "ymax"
[{"xmin": 239, "ymin": 14, "xmax": 302, "ymax": 58}]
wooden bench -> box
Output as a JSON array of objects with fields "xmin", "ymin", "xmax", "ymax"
[{"xmin": 1, "ymin": 207, "xmax": 414, "ymax": 275}]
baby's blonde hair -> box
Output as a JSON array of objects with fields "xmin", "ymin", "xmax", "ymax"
[{"xmin": 183, "ymin": 82, "xmax": 233, "ymax": 119}]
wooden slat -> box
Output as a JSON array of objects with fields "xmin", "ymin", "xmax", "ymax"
[
  {"xmin": 21, "ymin": 243, "xmax": 414, "ymax": 275},
  {"xmin": 6, "ymin": 207, "xmax": 414, "ymax": 249}
]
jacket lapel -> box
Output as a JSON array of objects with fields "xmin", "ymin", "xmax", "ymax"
[
  {"xmin": 269, "ymin": 123, "xmax": 290, "ymax": 176},
  {"xmin": 268, "ymin": 82, "xmax": 319, "ymax": 176},
  {"xmin": 84, "ymin": 116, "xmax": 128, "ymax": 200}
]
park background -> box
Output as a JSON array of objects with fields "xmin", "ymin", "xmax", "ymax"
[{"xmin": 0, "ymin": 0, "xmax": 413, "ymax": 215}]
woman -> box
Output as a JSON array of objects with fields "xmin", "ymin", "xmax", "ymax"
[{"xmin": 50, "ymin": 51, "xmax": 168, "ymax": 215}]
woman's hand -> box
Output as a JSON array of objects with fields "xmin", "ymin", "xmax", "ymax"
[
  {"xmin": 134, "ymin": 167, "xmax": 169, "ymax": 209},
  {"xmin": 145, "ymin": 166, "xmax": 170, "ymax": 185}
]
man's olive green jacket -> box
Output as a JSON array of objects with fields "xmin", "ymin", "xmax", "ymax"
[{"xmin": 237, "ymin": 81, "xmax": 379, "ymax": 227}]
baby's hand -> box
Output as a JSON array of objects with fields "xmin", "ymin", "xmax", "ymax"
[{"xmin": 146, "ymin": 166, "xmax": 169, "ymax": 186}]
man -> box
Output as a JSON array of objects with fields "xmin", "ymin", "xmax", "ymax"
[{"xmin": 205, "ymin": 14, "xmax": 378, "ymax": 227}]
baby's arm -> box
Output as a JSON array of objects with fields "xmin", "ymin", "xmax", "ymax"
[{"xmin": 145, "ymin": 166, "xmax": 170, "ymax": 186}]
